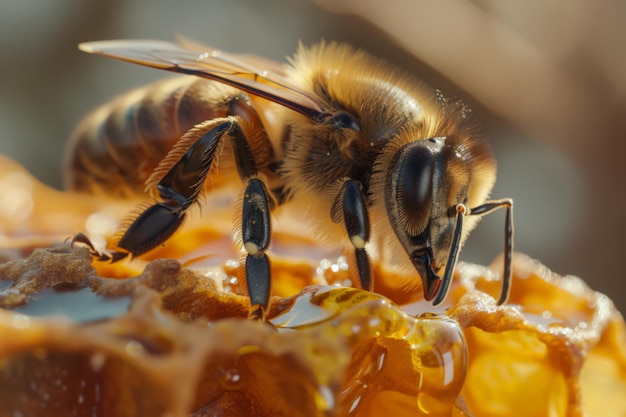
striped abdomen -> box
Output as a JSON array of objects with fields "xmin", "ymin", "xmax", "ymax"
[{"xmin": 64, "ymin": 77, "xmax": 243, "ymax": 197}]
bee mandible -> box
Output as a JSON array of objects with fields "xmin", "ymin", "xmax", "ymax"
[{"xmin": 67, "ymin": 38, "xmax": 513, "ymax": 318}]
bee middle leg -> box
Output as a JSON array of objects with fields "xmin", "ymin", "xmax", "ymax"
[
  {"xmin": 331, "ymin": 179, "xmax": 372, "ymax": 291},
  {"xmin": 240, "ymin": 177, "xmax": 274, "ymax": 319}
]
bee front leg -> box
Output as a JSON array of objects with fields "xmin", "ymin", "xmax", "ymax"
[{"xmin": 331, "ymin": 179, "xmax": 372, "ymax": 291}]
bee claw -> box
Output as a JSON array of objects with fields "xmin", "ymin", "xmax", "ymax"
[
  {"xmin": 70, "ymin": 232, "xmax": 98, "ymax": 252},
  {"xmin": 70, "ymin": 232, "xmax": 128, "ymax": 263}
]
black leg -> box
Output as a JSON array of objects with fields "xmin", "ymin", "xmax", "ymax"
[
  {"xmin": 76, "ymin": 110, "xmax": 279, "ymax": 318},
  {"xmin": 93, "ymin": 116, "xmax": 268, "ymax": 261},
  {"xmin": 241, "ymin": 178, "xmax": 274, "ymax": 319},
  {"xmin": 332, "ymin": 179, "xmax": 372, "ymax": 291}
]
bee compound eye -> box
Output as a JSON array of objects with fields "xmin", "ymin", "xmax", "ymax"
[{"xmin": 394, "ymin": 145, "xmax": 434, "ymax": 234}]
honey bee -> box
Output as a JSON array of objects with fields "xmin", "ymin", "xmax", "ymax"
[{"xmin": 68, "ymin": 38, "xmax": 513, "ymax": 317}]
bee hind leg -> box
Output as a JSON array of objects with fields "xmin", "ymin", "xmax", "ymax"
[
  {"xmin": 102, "ymin": 116, "xmax": 278, "ymax": 318},
  {"xmin": 108, "ymin": 117, "xmax": 272, "ymax": 264},
  {"xmin": 70, "ymin": 232, "xmax": 128, "ymax": 262},
  {"xmin": 105, "ymin": 119, "xmax": 236, "ymax": 261}
]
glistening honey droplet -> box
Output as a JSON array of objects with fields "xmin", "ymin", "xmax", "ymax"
[
  {"xmin": 218, "ymin": 366, "xmax": 245, "ymax": 390},
  {"xmin": 412, "ymin": 316, "xmax": 466, "ymax": 415},
  {"xmin": 271, "ymin": 286, "xmax": 468, "ymax": 415}
]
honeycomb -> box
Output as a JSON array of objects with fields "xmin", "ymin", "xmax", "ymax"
[{"xmin": 1, "ymin": 154, "xmax": 624, "ymax": 417}]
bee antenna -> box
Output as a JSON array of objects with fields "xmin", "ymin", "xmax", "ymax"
[
  {"xmin": 465, "ymin": 199, "xmax": 514, "ymax": 305},
  {"xmin": 432, "ymin": 204, "xmax": 467, "ymax": 306}
]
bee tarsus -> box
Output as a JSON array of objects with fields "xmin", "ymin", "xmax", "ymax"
[{"xmin": 70, "ymin": 232, "xmax": 128, "ymax": 262}]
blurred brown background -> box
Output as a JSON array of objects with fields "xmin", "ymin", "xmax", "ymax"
[{"xmin": 0, "ymin": 0, "xmax": 624, "ymax": 313}]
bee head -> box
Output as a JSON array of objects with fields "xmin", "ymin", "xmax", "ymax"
[{"xmin": 377, "ymin": 133, "xmax": 496, "ymax": 304}]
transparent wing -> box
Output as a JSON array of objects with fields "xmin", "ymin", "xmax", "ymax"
[{"xmin": 79, "ymin": 39, "xmax": 324, "ymax": 120}]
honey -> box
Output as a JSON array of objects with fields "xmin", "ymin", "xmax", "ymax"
[{"xmin": 1, "ymin": 154, "xmax": 625, "ymax": 416}]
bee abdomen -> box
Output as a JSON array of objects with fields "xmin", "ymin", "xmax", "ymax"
[{"xmin": 64, "ymin": 77, "xmax": 237, "ymax": 197}]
